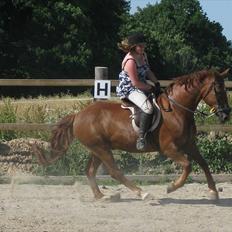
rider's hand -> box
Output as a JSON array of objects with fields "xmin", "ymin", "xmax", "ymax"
[{"xmin": 146, "ymin": 85, "xmax": 155, "ymax": 94}]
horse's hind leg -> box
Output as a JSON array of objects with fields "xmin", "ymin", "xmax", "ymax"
[
  {"xmin": 86, "ymin": 155, "xmax": 104, "ymax": 199},
  {"xmin": 188, "ymin": 144, "xmax": 218, "ymax": 200},
  {"xmin": 92, "ymin": 147, "xmax": 143, "ymax": 197}
]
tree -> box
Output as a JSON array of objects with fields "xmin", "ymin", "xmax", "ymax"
[
  {"xmin": 123, "ymin": 0, "xmax": 232, "ymax": 79},
  {"xmin": 0, "ymin": 0, "xmax": 129, "ymax": 78},
  {"xmin": 0, "ymin": 1, "xmax": 93, "ymax": 77},
  {"xmin": 79, "ymin": 0, "xmax": 129, "ymax": 77}
]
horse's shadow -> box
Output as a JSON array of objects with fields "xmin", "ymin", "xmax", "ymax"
[{"xmin": 150, "ymin": 198, "xmax": 232, "ymax": 207}]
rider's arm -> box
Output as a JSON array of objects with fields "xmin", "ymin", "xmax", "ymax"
[
  {"xmin": 147, "ymin": 69, "xmax": 158, "ymax": 84},
  {"xmin": 144, "ymin": 53, "xmax": 158, "ymax": 84},
  {"xmin": 124, "ymin": 59, "xmax": 152, "ymax": 92}
]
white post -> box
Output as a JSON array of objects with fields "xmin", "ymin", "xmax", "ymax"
[{"xmin": 94, "ymin": 67, "xmax": 109, "ymax": 174}]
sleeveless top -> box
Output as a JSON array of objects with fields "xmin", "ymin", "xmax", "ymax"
[{"xmin": 116, "ymin": 56, "xmax": 149, "ymax": 97}]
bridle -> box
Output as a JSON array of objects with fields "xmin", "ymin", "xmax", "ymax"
[{"xmin": 212, "ymin": 80, "xmax": 231, "ymax": 115}]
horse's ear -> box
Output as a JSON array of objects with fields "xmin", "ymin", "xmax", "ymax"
[{"xmin": 220, "ymin": 68, "xmax": 230, "ymax": 78}]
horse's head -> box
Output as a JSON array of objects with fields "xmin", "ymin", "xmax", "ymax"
[{"xmin": 202, "ymin": 69, "xmax": 231, "ymax": 123}]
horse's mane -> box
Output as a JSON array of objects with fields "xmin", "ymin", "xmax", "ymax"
[{"xmin": 165, "ymin": 70, "xmax": 212, "ymax": 94}]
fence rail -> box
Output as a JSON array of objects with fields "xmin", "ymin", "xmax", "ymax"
[
  {"xmin": 0, "ymin": 79, "xmax": 231, "ymax": 88},
  {"xmin": 0, "ymin": 123, "xmax": 231, "ymax": 132},
  {"xmin": 0, "ymin": 123, "xmax": 54, "ymax": 131},
  {"xmin": 0, "ymin": 78, "xmax": 231, "ymax": 132},
  {"xmin": 1, "ymin": 174, "xmax": 232, "ymax": 185}
]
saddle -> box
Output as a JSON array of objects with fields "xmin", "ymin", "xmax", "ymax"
[{"xmin": 121, "ymin": 97, "xmax": 161, "ymax": 134}]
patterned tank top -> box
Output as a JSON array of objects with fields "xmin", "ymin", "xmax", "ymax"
[{"xmin": 116, "ymin": 57, "xmax": 149, "ymax": 97}]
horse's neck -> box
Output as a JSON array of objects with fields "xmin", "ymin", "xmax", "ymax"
[{"xmin": 171, "ymin": 85, "xmax": 201, "ymax": 112}]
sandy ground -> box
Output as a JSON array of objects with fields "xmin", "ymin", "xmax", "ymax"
[{"xmin": 0, "ymin": 182, "xmax": 232, "ymax": 232}]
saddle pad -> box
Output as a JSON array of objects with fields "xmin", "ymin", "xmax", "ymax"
[{"xmin": 121, "ymin": 98, "xmax": 161, "ymax": 134}]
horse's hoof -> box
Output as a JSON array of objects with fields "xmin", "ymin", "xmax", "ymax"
[
  {"xmin": 167, "ymin": 183, "xmax": 176, "ymax": 193},
  {"xmin": 110, "ymin": 192, "xmax": 121, "ymax": 202},
  {"xmin": 100, "ymin": 192, "xmax": 121, "ymax": 202},
  {"xmin": 95, "ymin": 193, "xmax": 105, "ymax": 200},
  {"xmin": 141, "ymin": 192, "xmax": 154, "ymax": 201},
  {"xmin": 209, "ymin": 190, "xmax": 219, "ymax": 201}
]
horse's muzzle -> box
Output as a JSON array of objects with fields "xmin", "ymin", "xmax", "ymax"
[{"xmin": 216, "ymin": 107, "xmax": 231, "ymax": 123}]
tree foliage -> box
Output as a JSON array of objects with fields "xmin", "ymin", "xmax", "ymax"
[
  {"xmin": 122, "ymin": 0, "xmax": 232, "ymax": 78},
  {"xmin": 0, "ymin": 0, "xmax": 129, "ymax": 78},
  {"xmin": 0, "ymin": 0, "xmax": 231, "ymax": 81}
]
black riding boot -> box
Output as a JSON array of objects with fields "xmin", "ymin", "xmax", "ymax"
[{"xmin": 136, "ymin": 112, "xmax": 153, "ymax": 151}]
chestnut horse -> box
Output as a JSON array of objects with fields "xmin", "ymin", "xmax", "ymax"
[{"xmin": 34, "ymin": 69, "xmax": 231, "ymax": 200}]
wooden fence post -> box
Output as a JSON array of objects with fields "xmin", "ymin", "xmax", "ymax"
[
  {"xmin": 94, "ymin": 67, "xmax": 111, "ymax": 100},
  {"xmin": 95, "ymin": 66, "xmax": 108, "ymax": 81}
]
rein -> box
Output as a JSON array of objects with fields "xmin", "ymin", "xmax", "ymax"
[
  {"xmin": 167, "ymin": 96, "xmax": 214, "ymax": 117},
  {"xmin": 161, "ymin": 81, "xmax": 216, "ymax": 118},
  {"xmin": 162, "ymin": 80, "xmax": 230, "ymax": 118}
]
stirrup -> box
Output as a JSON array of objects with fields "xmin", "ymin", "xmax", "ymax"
[{"xmin": 136, "ymin": 137, "xmax": 146, "ymax": 150}]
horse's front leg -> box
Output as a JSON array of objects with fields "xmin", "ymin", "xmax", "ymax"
[
  {"xmin": 187, "ymin": 144, "xmax": 219, "ymax": 200},
  {"xmin": 166, "ymin": 152, "xmax": 192, "ymax": 193}
]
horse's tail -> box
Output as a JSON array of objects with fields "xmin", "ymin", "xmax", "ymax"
[{"xmin": 33, "ymin": 114, "xmax": 76, "ymax": 165}]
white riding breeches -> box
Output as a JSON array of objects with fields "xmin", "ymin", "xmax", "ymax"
[{"xmin": 127, "ymin": 89, "xmax": 153, "ymax": 114}]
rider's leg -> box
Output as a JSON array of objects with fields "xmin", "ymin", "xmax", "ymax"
[
  {"xmin": 127, "ymin": 89, "xmax": 153, "ymax": 150},
  {"xmin": 136, "ymin": 112, "xmax": 153, "ymax": 150}
]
